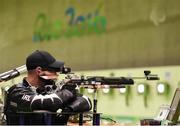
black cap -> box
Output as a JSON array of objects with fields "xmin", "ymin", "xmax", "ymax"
[{"xmin": 26, "ymin": 50, "xmax": 64, "ymax": 72}]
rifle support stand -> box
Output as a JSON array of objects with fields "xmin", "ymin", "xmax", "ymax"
[{"xmin": 92, "ymin": 88, "xmax": 100, "ymax": 126}]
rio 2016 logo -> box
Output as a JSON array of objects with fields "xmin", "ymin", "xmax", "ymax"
[{"xmin": 33, "ymin": 5, "xmax": 107, "ymax": 42}]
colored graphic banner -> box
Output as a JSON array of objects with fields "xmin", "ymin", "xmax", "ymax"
[{"xmin": 33, "ymin": 6, "xmax": 107, "ymax": 42}]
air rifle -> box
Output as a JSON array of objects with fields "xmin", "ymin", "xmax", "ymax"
[{"xmin": 62, "ymin": 70, "xmax": 159, "ymax": 88}]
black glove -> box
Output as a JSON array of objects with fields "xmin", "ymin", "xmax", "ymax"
[
  {"xmin": 55, "ymin": 88, "xmax": 75, "ymax": 105},
  {"xmin": 67, "ymin": 95, "xmax": 92, "ymax": 112},
  {"xmin": 60, "ymin": 84, "xmax": 77, "ymax": 97}
]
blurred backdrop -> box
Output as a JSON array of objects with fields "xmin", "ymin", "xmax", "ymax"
[{"xmin": 0, "ymin": 0, "xmax": 180, "ymax": 71}]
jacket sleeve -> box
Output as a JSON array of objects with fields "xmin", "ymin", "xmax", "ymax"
[{"xmin": 7, "ymin": 85, "xmax": 75, "ymax": 112}]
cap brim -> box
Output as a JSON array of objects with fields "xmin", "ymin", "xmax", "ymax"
[{"xmin": 48, "ymin": 60, "xmax": 64, "ymax": 72}]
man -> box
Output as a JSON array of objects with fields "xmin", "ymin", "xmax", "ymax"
[{"xmin": 4, "ymin": 50, "xmax": 92, "ymax": 125}]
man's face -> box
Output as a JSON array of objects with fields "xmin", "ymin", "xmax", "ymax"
[{"xmin": 36, "ymin": 67, "xmax": 59, "ymax": 86}]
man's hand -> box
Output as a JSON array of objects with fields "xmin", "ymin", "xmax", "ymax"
[{"xmin": 60, "ymin": 84, "xmax": 77, "ymax": 97}]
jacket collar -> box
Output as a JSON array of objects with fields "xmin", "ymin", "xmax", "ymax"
[{"xmin": 22, "ymin": 78, "xmax": 31, "ymax": 88}]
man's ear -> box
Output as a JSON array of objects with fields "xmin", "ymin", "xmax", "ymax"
[{"xmin": 35, "ymin": 67, "xmax": 43, "ymax": 75}]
